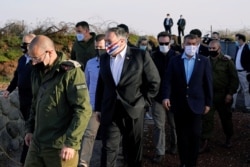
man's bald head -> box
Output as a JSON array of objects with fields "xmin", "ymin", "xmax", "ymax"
[
  {"xmin": 29, "ymin": 35, "xmax": 57, "ymax": 66},
  {"xmin": 22, "ymin": 34, "xmax": 36, "ymax": 43},
  {"xmin": 29, "ymin": 35, "xmax": 55, "ymax": 53}
]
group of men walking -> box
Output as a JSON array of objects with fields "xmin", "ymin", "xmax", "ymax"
[{"xmin": 3, "ymin": 19, "xmax": 250, "ymax": 167}]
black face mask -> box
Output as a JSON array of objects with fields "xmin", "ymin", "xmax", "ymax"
[
  {"xmin": 33, "ymin": 62, "xmax": 46, "ymax": 70},
  {"xmin": 96, "ymin": 49, "xmax": 106, "ymax": 57},
  {"xmin": 209, "ymin": 50, "xmax": 219, "ymax": 57},
  {"xmin": 20, "ymin": 42, "xmax": 29, "ymax": 54}
]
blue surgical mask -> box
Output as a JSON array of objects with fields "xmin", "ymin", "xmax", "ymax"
[
  {"xmin": 76, "ymin": 33, "xmax": 84, "ymax": 41},
  {"xmin": 139, "ymin": 45, "xmax": 147, "ymax": 51},
  {"xmin": 235, "ymin": 41, "xmax": 239, "ymax": 47}
]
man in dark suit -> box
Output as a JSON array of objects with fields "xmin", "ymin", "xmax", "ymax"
[
  {"xmin": 162, "ymin": 34, "xmax": 213, "ymax": 167},
  {"xmin": 3, "ymin": 33, "xmax": 36, "ymax": 166},
  {"xmin": 177, "ymin": 15, "xmax": 186, "ymax": 37},
  {"xmin": 163, "ymin": 13, "xmax": 174, "ymax": 34},
  {"xmin": 232, "ymin": 33, "xmax": 250, "ymax": 112},
  {"xmin": 95, "ymin": 27, "xmax": 160, "ymax": 167},
  {"xmin": 190, "ymin": 29, "xmax": 209, "ymax": 57}
]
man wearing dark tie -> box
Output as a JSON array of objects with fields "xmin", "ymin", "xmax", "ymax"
[
  {"xmin": 162, "ymin": 34, "xmax": 213, "ymax": 167},
  {"xmin": 95, "ymin": 27, "xmax": 160, "ymax": 167}
]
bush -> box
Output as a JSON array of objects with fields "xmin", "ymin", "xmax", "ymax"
[{"xmin": 4, "ymin": 48, "xmax": 21, "ymax": 60}]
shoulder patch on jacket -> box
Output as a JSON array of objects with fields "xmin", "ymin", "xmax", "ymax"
[
  {"xmin": 60, "ymin": 60, "xmax": 81, "ymax": 71},
  {"xmin": 76, "ymin": 83, "xmax": 87, "ymax": 90},
  {"xmin": 222, "ymin": 55, "xmax": 231, "ymax": 60}
]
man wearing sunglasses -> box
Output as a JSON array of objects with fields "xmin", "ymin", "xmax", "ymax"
[
  {"xmin": 151, "ymin": 31, "xmax": 177, "ymax": 163},
  {"xmin": 3, "ymin": 33, "xmax": 36, "ymax": 166}
]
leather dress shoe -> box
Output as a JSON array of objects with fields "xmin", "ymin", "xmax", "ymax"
[{"xmin": 152, "ymin": 154, "xmax": 164, "ymax": 163}]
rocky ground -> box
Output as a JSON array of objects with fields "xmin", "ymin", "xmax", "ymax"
[{"xmin": 0, "ymin": 88, "xmax": 249, "ymax": 167}]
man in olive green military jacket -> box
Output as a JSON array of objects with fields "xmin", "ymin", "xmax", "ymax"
[
  {"xmin": 24, "ymin": 35, "xmax": 92, "ymax": 167},
  {"xmin": 200, "ymin": 40, "xmax": 239, "ymax": 153}
]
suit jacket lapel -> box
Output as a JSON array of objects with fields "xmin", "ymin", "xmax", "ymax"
[
  {"xmin": 105, "ymin": 54, "xmax": 116, "ymax": 86},
  {"xmin": 178, "ymin": 57, "xmax": 187, "ymax": 83},
  {"xmin": 119, "ymin": 47, "xmax": 132, "ymax": 85}
]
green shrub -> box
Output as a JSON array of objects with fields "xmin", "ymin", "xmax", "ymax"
[
  {"xmin": 6, "ymin": 36, "xmax": 21, "ymax": 47},
  {"xmin": 4, "ymin": 48, "xmax": 22, "ymax": 60}
]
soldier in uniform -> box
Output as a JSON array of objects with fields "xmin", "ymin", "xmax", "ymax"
[
  {"xmin": 24, "ymin": 35, "xmax": 92, "ymax": 167},
  {"xmin": 199, "ymin": 40, "xmax": 239, "ymax": 153}
]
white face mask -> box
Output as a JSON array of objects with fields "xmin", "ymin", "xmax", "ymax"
[
  {"xmin": 185, "ymin": 45, "xmax": 197, "ymax": 56},
  {"xmin": 159, "ymin": 45, "xmax": 169, "ymax": 53},
  {"xmin": 76, "ymin": 33, "xmax": 84, "ymax": 41}
]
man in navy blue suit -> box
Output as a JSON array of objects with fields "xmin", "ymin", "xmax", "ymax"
[{"xmin": 162, "ymin": 34, "xmax": 213, "ymax": 167}]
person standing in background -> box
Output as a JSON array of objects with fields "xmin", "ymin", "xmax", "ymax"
[
  {"xmin": 78, "ymin": 34, "xmax": 106, "ymax": 167},
  {"xmin": 190, "ymin": 29, "xmax": 210, "ymax": 57},
  {"xmin": 163, "ymin": 13, "xmax": 173, "ymax": 34},
  {"xmin": 117, "ymin": 23, "xmax": 136, "ymax": 48},
  {"xmin": 232, "ymin": 33, "xmax": 250, "ymax": 113},
  {"xmin": 3, "ymin": 33, "xmax": 36, "ymax": 166},
  {"xmin": 177, "ymin": 15, "xmax": 186, "ymax": 37},
  {"xmin": 70, "ymin": 21, "xmax": 96, "ymax": 70}
]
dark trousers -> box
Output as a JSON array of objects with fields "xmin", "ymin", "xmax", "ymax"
[
  {"xmin": 174, "ymin": 103, "xmax": 202, "ymax": 167},
  {"xmin": 101, "ymin": 100, "xmax": 144, "ymax": 167},
  {"xmin": 202, "ymin": 94, "xmax": 233, "ymax": 140},
  {"xmin": 164, "ymin": 25, "xmax": 172, "ymax": 34},
  {"xmin": 19, "ymin": 99, "xmax": 31, "ymax": 164},
  {"xmin": 178, "ymin": 27, "xmax": 185, "ymax": 36}
]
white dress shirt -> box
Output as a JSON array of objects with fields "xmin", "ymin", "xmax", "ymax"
[
  {"xmin": 235, "ymin": 44, "xmax": 244, "ymax": 70},
  {"xmin": 110, "ymin": 46, "xmax": 127, "ymax": 85}
]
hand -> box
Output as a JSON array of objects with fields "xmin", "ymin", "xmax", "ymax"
[
  {"xmin": 25, "ymin": 133, "xmax": 33, "ymax": 146},
  {"xmin": 203, "ymin": 106, "xmax": 210, "ymax": 115},
  {"xmin": 162, "ymin": 99, "xmax": 171, "ymax": 111},
  {"xmin": 95, "ymin": 111, "xmax": 101, "ymax": 122},
  {"xmin": 60, "ymin": 146, "xmax": 75, "ymax": 161},
  {"xmin": 2, "ymin": 90, "xmax": 10, "ymax": 98},
  {"xmin": 225, "ymin": 94, "xmax": 232, "ymax": 104}
]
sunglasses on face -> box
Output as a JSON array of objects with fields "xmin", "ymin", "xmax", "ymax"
[{"xmin": 159, "ymin": 42, "xmax": 170, "ymax": 46}]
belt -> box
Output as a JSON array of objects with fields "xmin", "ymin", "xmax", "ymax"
[{"xmin": 237, "ymin": 70, "xmax": 245, "ymax": 72}]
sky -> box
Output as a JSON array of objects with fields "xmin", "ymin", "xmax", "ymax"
[{"xmin": 0, "ymin": 0, "xmax": 249, "ymax": 37}]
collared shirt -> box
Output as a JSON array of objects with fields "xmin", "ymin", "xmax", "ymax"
[
  {"xmin": 182, "ymin": 53, "xmax": 196, "ymax": 84},
  {"xmin": 25, "ymin": 54, "xmax": 31, "ymax": 64},
  {"xmin": 235, "ymin": 44, "xmax": 245, "ymax": 70},
  {"xmin": 85, "ymin": 57, "xmax": 100, "ymax": 110},
  {"xmin": 166, "ymin": 18, "xmax": 170, "ymax": 25},
  {"xmin": 110, "ymin": 45, "xmax": 127, "ymax": 85}
]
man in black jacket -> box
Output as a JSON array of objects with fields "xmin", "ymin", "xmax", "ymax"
[
  {"xmin": 3, "ymin": 33, "xmax": 36, "ymax": 166},
  {"xmin": 95, "ymin": 27, "xmax": 160, "ymax": 167},
  {"xmin": 232, "ymin": 33, "xmax": 250, "ymax": 113},
  {"xmin": 163, "ymin": 13, "xmax": 174, "ymax": 34},
  {"xmin": 151, "ymin": 32, "xmax": 177, "ymax": 163}
]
